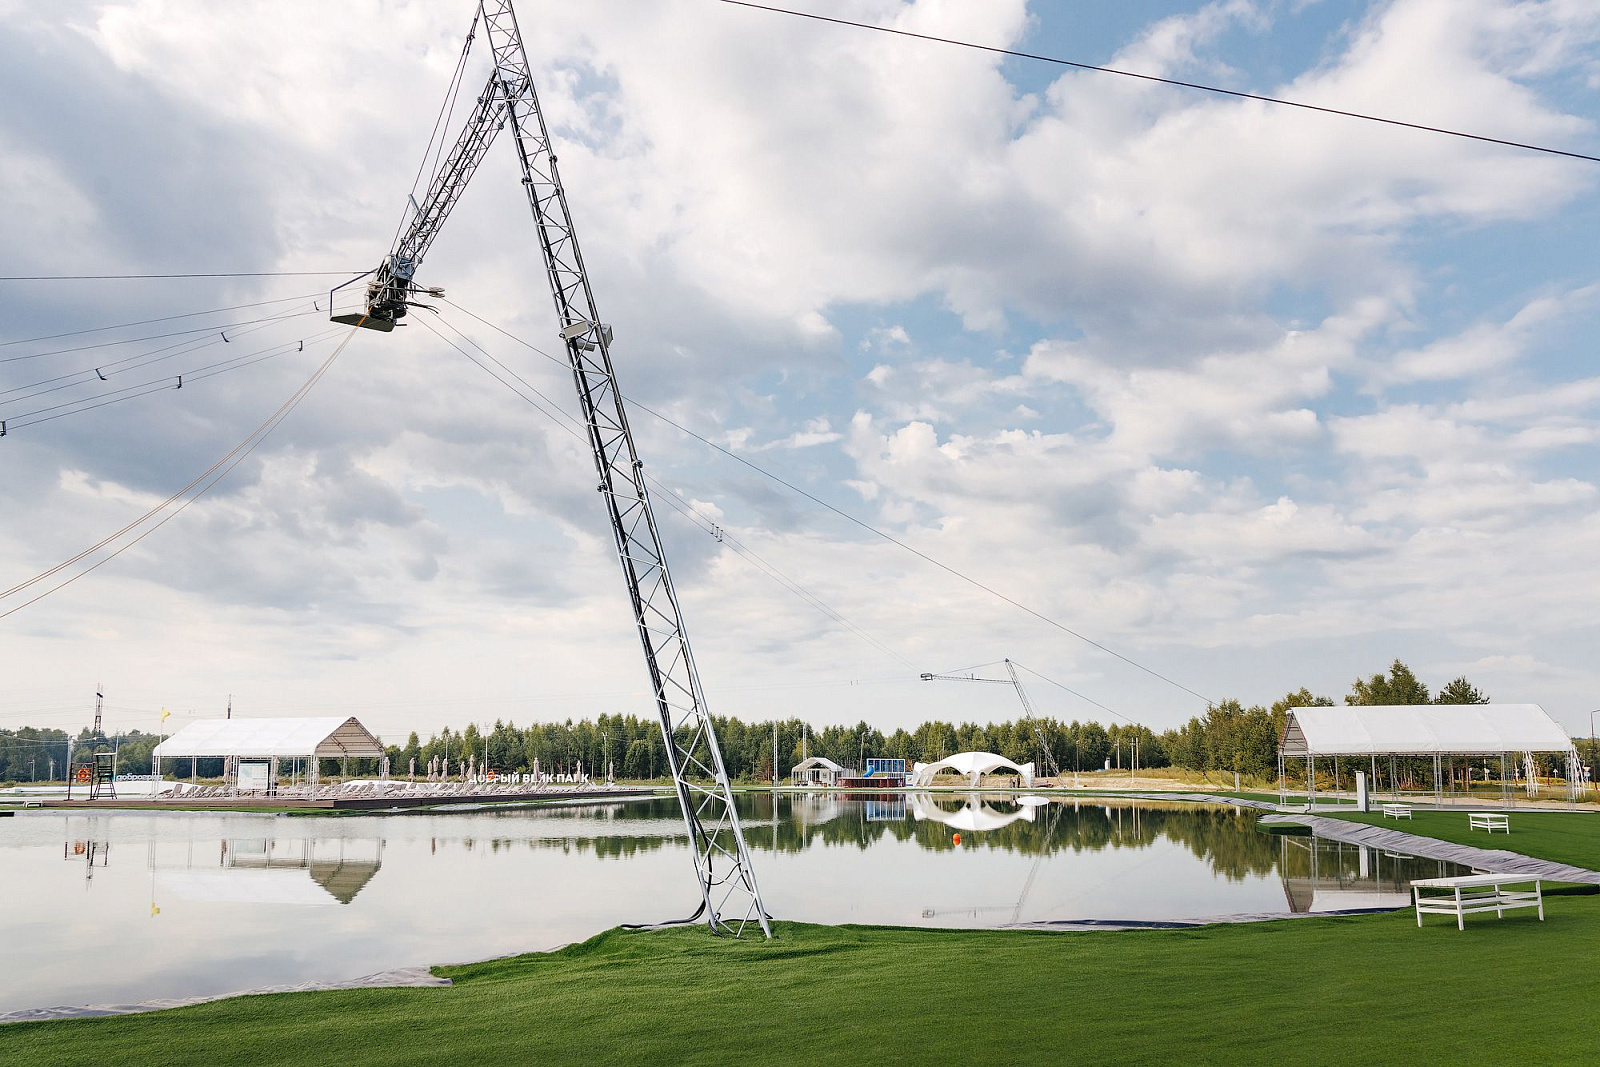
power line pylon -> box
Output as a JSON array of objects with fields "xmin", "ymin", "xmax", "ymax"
[{"xmin": 333, "ymin": 0, "xmax": 769, "ymax": 936}]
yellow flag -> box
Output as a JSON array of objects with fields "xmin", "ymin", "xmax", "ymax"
[
  {"xmin": 150, "ymin": 903, "xmax": 161, "ymax": 918},
  {"xmin": 161, "ymin": 708, "xmax": 171, "ymax": 723}
]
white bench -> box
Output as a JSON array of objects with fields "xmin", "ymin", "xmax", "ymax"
[
  {"xmin": 1381, "ymin": 804, "xmax": 1412, "ymax": 819},
  {"xmin": 1412, "ymin": 874, "xmax": 1543, "ymax": 931},
  {"xmin": 1469, "ymin": 812, "xmax": 1510, "ymax": 833}
]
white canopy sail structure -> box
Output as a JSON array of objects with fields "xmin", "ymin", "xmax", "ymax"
[{"xmin": 911, "ymin": 752, "xmax": 1035, "ymax": 788}]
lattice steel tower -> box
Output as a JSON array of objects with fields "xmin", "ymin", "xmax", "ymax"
[{"xmin": 333, "ymin": 0, "xmax": 769, "ymax": 936}]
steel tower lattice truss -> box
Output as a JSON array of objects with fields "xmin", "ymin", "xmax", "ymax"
[
  {"xmin": 336, "ymin": 0, "xmax": 770, "ymax": 937},
  {"xmin": 921, "ymin": 660, "xmax": 1062, "ymax": 779}
]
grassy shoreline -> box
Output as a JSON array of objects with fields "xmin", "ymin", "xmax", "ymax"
[{"xmin": 6, "ymin": 906, "xmax": 1598, "ymax": 1065}]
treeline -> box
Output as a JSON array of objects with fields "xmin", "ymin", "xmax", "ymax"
[
  {"xmin": 0, "ymin": 729, "xmax": 164, "ymax": 782},
  {"xmin": 0, "ymin": 728, "xmax": 73, "ymax": 783},
  {"xmin": 384, "ymin": 714, "xmax": 1166, "ymax": 782},
  {"xmin": 382, "ymin": 659, "xmax": 1501, "ymax": 784},
  {"xmin": 0, "ymin": 659, "xmax": 1545, "ymax": 786},
  {"xmin": 1161, "ymin": 660, "xmax": 1494, "ymax": 780}
]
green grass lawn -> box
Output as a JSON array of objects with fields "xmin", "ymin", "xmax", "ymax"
[
  {"xmin": 1326, "ymin": 809, "xmax": 1600, "ymax": 870},
  {"xmin": 7, "ymin": 904, "xmax": 1600, "ymax": 1066}
]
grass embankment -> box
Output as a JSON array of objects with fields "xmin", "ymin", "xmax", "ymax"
[
  {"xmin": 7, "ymin": 907, "xmax": 1600, "ymax": 1065},
  {"xmin": 1327, "ymin": 809, "xmax": 1600, "ymax": 871}
]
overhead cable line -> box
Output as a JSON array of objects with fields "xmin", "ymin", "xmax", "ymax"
[
  {"xmin": 926, "ymin": 657, "xmax": 1134, "ymax": 726},
  {"xmin": 4, "ymin": 312, "xmax": 294, "ymax": 398},
  {"xmin": 649, "ymin": 483, "xmax": 917, "ymax": 670},
  {"xmin": 712, "ymin": 0, "xmax": 1600, "ymax": 165},
  {"xmin": 0, "ymin": 330, "xmax": 357, "ymax": 619},
  {"xmin": 939, "ymin": 659, "xmax": 1006, "ymax": 677},
  {"xmin": 627, "ymin": 395, "xmax": 1218, "ymax": 706},
  {"xmin": 1014, "ymin": 661, "xmax": 1138, "ymax": 726},
  {"xmin": 0, "ymin": 308, "xmax": 325, "ymax": 365},
  {"xmin": 443, "ymin": 300, "xmax": 1216, "ymax": 707},
  {"xmin": 1, "ymin": 330, "xmax": 341, "ymax": 432},
  {"xmin": 0, "ymin": 291, "xmax": 323, "ymax": 350},
  {"xmin": 417, "ymin": 313, "xmax": 917, "ymax": 671},
  {"xmin": 390, "ymin": 12, "xmax": 481, "ymax": 254},
  {"xmin": 3, "ymin": 318, "xmax": 331, "ymax": 407},
  {"xmin": 0, "ymin": 271, "xmax": 362, "ymax": 281}
]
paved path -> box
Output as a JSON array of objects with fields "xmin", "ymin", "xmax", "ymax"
[{"xmin": 1258, "ymin": 813, "xmax": 1600, "ymax": 884}]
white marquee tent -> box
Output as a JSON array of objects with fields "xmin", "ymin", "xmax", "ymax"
[
  {"xmin": 1278, "ymin": 704, "xmax": 1582, "ymax": 805},
  {"xmin": 1280, "ymin": 704, "xmax": 1573, "ymax": 757},
  {"xmin": 153, "ymin": 717, "xmax": 384, "ymax": 795},
  {"xmin": 153, "ymin": 717, "xmax": 384, "ymax": 760}
]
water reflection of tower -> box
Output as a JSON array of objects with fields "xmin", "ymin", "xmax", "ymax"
[
  {"xmin": 63, "ymin": 839, "xmax": 109, "ymax": 884},
  {"xmin": 63, "ymin": 815, "xmax": 112, "ymax": 885}
]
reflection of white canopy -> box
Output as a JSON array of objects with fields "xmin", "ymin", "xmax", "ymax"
[
  {"xmin": 1280, "ymin": 705, "xmax": 1572, "ymax": 757},
  {"xmin": 911, "ymin": 752, "xmax": 1034, "ymax": 788},
  {"xmin": 153, "ymin": 717, "xmax": 383, "ymax": 760},
  {"xmin": 908, "ymin": 793, "xmax": 1037, "ymax": 831}
]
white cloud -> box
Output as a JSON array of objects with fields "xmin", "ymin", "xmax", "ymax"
[{"xmin": 3, "ymin": 0, "xmax": 1599, "ymax": 737}]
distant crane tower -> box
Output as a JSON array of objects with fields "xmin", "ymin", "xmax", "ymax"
[
  {"xmin": 331, "ymin": 1, "xmax": 767, "ymax": 936},
  {"xmin": 920, "ymin": 659, "xmax": 1062, "ymax": 779},
  {"xmin": 67, "ymin": 683, "xmax": 116, "ymax": 800}
]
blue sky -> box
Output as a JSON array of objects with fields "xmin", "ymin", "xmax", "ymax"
[{"xmin": 1, "ymin": 0, "xmax": 1598, "ymax": 742}]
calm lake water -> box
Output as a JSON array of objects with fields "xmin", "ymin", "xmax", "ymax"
[{"xmin": 0, "ymin": 793, "xmax": 1463, "ymax": 1013}]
